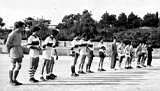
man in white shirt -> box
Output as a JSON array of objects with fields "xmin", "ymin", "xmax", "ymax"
[
  {"xmin": 41, "ymin": 34, "xmax": 57, "ymax": 80},
  {"xmin": 98, "ymin": 39, "xmax": 106, "ymax": 71},
  {"xmin": 71, "ymin": 36, "xmax": 80, "ymax": 77},
  {"xmin": 129, "ymin": 42, "xmax": 135, "ymax": 69},
  {"xmin": 49, "ymin": 34, "xmax": 58, "ymax": 79},
  {"xmin": 136, "ymin": 42, "xmax": 143, "ymax": 68},
  {"xmin": 124, "ymin": 42, "xmax": 131, "ymax": 69},
  {"xmin": 78, "ymin": 35, "xmax": 88, "ymax": 74},
  {"xmin": 117, "ymin": 41, "xmax": 125, "ymax": 69},
  {"xmin": 27, "ymin": 26, "xmax": 41, "ymax": 83},
  {"xmin": 86, "ymin": 39, "xmax": 95, "ymax": 73},
  {"xmin": 141, "ymin": 43, "xmax": 147, "ymax": 67}
]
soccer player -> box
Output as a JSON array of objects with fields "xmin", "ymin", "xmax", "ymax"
[
  {"xmin": 124, "ymin": 42, "xmax": 131, "ymax": 69},
  {"xmin": 129, "ymin": 42, "xmax": 135, "ymax": 69},
  {"xmin": 27, "ymin": 26, "xmax": 41, "ymax": 83},
  {"xmin": 49, "ymin": 33, "xmax": 58, "ymax": 79},
  {"xmin": 111, "ymin": 37, "xmax": 118, "ymax": 69},
  {"xmin": 86, "ymin": 38, "xmax": 95, "ymax": 73},
  {"xmin": 70, "ymin": 36, "xmax": 80, "ymax": 77},
  {"xmin": 78, "ymin": 35, "xmax": 88, "ymax": 74},
  {"xmin": 136, "ymin": 42, "xmax": 143, "ymax": 68},
  {"xmin": 117, "ymin": 41, "xmax": 125, "ymax": 69},
  {"xmin": 41, "ymin": 34, "xmax": 55, "ymax": 80},
  {"xmin": 6, "ymin": 21, "xmax": 25, "ymax": 86},
  {"xmin": 147, "ymin": 43, "xmax": 153, "ymax": 67},
  {"xmin": 97, "ymin": 39, "xmax": 106, "ymax": 71},
  {"xmin": 141, "ymin": 43, "xmax": 147, "ymax": 67}
]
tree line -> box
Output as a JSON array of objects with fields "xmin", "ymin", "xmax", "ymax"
[
  {"xmin": 56, "ymin": 10, "xmax": 159, "ymax": 41},
  {"xmin": 55, "ymin": 10, "xmax": 160, "ymax": 47},
  {"xmin": 0, "ymin": 9, "xmax": 160, "ymax": 47}
]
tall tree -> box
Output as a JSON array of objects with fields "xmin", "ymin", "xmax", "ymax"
[
  {"xmin": 116, "ymin": 13, "xmax": 127, "ymax": 28},
  {"xmin": 57, "ymin": 9, "xmax": 97, "ymax": 40},
  {"xmin": 127, "ymin": 12, "xmax": 142, "ymax": 28},
  {"xmin": 109, "ymin": 14, "xmax": 117, "ymax": 27},
  {"xmin": 142, "ymin": 12, "xmax": 159, "ymax": 27},
  {"xmin": 99, "ymin": 11, "xmax": 117, "ymax": 28},
  {"xmin": 79, "ymin": 9, "xmax": 97, "ymax": 38},
  {"xmin": 99, "ymin": 11, "xmax": 110, "ymax": 28}
]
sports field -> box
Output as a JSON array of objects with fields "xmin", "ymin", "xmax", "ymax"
[{"xmin": 0, "ymin": 54, "xmax": 160, "ymax": 91}]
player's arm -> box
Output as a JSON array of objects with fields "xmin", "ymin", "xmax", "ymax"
[{"xmin": 5, "ymin": 33, "xmax": 14, "ymax": 52}]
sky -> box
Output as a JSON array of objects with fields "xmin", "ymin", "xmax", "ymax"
[{"xmin": 0, "ymin": 0, "xmax": 159, "ymax": 28}]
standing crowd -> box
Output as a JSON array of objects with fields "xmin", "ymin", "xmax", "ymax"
[
  {"xmin": 5, "ymin": 21, "xmax": 153, "ymax": 86},
  {"xmin": 70, "ymin": 35, "xmax": 153, "ymax": 77}
]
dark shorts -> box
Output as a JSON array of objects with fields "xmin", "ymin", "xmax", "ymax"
[
  {"xmin": 74, "ymin": 53, "xmax": 79, "ymax": 58},
  {"xmin": 99, "ymin": 51, "xmax": 105, "ymax": 58},
  {"xmin": 51, "ymin": 57, "xmax": 55, "ymax": 62},
  {"xmin": 44, "ymin": 58, "xmax": 50, "ymax": 62},
  {"xmin": 88, "ymin": 51, "xmax": 94, "ymax": 58},
  {"xmin": 141, "ymin": 53, "xmax": 146, "ymax": 56},
  {"xmin": 70, "ymin": 51, "xmax": 75, "ymax": 57},
  {"xmin": 11, "ymin": 58, "xmax": 23, "ymax": 64}
]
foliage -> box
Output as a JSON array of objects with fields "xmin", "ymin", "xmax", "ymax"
[
  {"xmin": 99, "ymin": 11, "xmax": 117, "ymax": 28},
  {"xmin": 142, "ymin": 12, "xmax": 159, "ymax": 27},
  {"xmin": 116, "ymin": 13, "xmax": 127, "ymax": 28},
  {"xmin": 127, "ymin": 12, "xmax": 142, "ymax": 29},
  {"xmin": 24, "ymin": 17, "xmax": 52, "ymax": 40},
  {"xmin": 56, "ymin": 10, "xmax": 160, "ymax": 48},
  {"xmin": 57, "ymin": 9, "xmax": 97, "ymax": 40},
  {"xmin": 1, "ymin": 11, "xmax": 160, "ymax": 48},
  {"xmin": 115, "ymin": 28, "xmax": 160, "ymax": 48}
]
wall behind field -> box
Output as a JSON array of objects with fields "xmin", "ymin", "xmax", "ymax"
[
  {"xmin": 55, "ymin": 41, "xmax": 113, "ymax": 57},
  {"xmin": 1, "ymin": 40, "xmax": 160, "ymax": 58},
  {"xmin": 56, "ymin": 41, "xmax": 160, "ymax": 57}
]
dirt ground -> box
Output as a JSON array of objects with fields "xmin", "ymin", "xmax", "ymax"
[{"xmin": 0, "ymin": 54, "xmax": 160, "ymax": 91}]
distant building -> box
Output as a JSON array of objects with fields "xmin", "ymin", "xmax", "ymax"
[
  {"xmin": 139, "ymin": 26, "xmax": 152, "ymax": 29},
  {"xmin": 48, "ymin": 25, "xmax": 57, "ymax": 29}
]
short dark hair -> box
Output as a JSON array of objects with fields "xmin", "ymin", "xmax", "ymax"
[
  {"xmin": 51, "ymin": 29, "xmax": 59, "ymax": 36},
  {"xmin": 31, "ymin": 26, "xmax": 40, "ymax": 32},
  {"xmin": 14, "ymin": 21, "xmax": 25, "ymax": 28},
  {"xmin": 113, "ymin": 36, "xmax": 117, "ymax": 40}
]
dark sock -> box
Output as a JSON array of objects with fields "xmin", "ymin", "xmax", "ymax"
[
  {"xmin": 9, "ymin": 70, "xmax": 13, "ymax": 83},
  {"xmin": 13, "ymin": 70, "xmax": 19, "ymax": 81},
  {"xmin": 71, "ymin": 66, "xmax": 75, "ymax": 73}
]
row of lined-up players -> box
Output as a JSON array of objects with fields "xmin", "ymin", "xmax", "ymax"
[{"xmin": 70, "ymin": 36, "xmax": 153, "ymax": 77}]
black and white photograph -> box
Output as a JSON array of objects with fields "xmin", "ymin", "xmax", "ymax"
[{"xmin": 0, "ymin": 0, "xmax": 160, "ymax": 91}]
